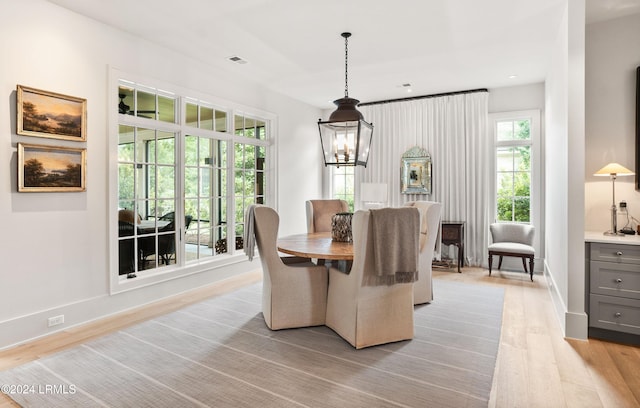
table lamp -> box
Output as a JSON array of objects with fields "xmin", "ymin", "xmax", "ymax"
[
  {"xmin": 594, "ymin": 163, "xmax": 635, "ymax": 235},
  {"xmin": 361, "ymin": 182, "xmax": 388, "ymax": 209}
]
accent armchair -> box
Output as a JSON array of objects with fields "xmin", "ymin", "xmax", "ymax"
[
  {"xmin": 253, "ymin": 206, "xmax": 329, "ymax": 330},
  {"xmin": 488, "ymin": 223, "xmax": 535, "ymax": 281},
  {"xmin": 404, "ymin": 200, "xmax": 442, "ymax": 304},
  {"xmin": 325, "ymin": 209, "xmax": 418, "ymax": 349}
]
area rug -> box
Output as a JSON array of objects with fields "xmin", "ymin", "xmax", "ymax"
[{"xmin": 0, "ymin": 279, "xmax": 504, "ymax": 407}]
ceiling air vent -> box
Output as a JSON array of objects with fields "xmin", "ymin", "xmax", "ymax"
[{"xmin": 227, "ymin": 56, "xmax": 248, "ymax": 64}]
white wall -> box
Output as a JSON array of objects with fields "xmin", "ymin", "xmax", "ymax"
[
  {"xmin": 544, "ymin": 0, "xmax": 588, "ymax": 340},
  {"xmin": 0, "ymin": 0, "xmax": 322, "ymax": 349},
  {"xmin": 488, "ymin": 83, "xmax": 546, "ymax": 113},
  {"xmin": 585, "ymin": 13, "xmax": 640, "ymax": 233},
  {"xmin": 489, "ymin": 83, "xmax": 546, "ymax": 272}
]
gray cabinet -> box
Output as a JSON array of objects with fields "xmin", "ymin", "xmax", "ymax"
[{"xmin": 587, "ymin": 241, "xmax": 640, "ymax": 343}]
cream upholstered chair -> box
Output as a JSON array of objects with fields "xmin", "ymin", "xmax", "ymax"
[
  {"xmin": 305, "ymin": 199, "xmax": 349, "ymax": 233},
  {"xmin": 325, "ymin": 209, "xmax": 417, "ymax": 349},
  {"xmin": 404, "ymin": 201, "xmax": 442, "ymax": 304},
  {"xmin": 253, "ymin": 206, "xmax": 329, "ymax": 330},
  {"xmin": 488, "ymin": 223, "xmax": 535, "ymax": 281}
]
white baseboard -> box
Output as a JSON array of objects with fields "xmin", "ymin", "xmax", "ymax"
[
  {"xmin": 544, "ymin": 261, "xmax": 588, "ymax": 340},
  {"xmin": 0, "ymin": 261, "xmax": 259, "ymax": 351}
]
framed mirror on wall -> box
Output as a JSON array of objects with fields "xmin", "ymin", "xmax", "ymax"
[{"xmin": 401, "ymin": 146, "xmax": 432, "ymax": 194}]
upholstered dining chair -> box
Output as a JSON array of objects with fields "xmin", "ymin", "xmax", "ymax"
[
  {"xmin": 325, "ymin": 209, "xmax": 418, "ymax": 349},
  {"xmin": 305, "ymin": 199, "xmax": 349, "ymax": 233},
  {"xmin": 404, "ymin": 200, "xmax": 442, "ymax": 305},
  {"xmin": 488, "ymin": 223, "xmax": 535, "ymax": 281},
  {"xmin": 253, "ymin": 206, "xmax": 329, "ymax": 330}
]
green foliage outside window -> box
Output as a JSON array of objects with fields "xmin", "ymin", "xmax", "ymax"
[
  {"xmin": 233, "ymin": 127, "xmax": 266, "ymax": 248},
  {"xmin": 332, "ymin": 167, "xmax": 355, "ymax": 211},
  {"xmin": 496, "ymin": 120, "xmax": 531, "ymax": 222}
]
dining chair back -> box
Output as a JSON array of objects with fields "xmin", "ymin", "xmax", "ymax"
[
  {"xmin": 404, "ymin": 200, "xmax": 442, "ymax": 304},
  {"xmin": 305, "ymin": 199, "xmax": 349, "ymax": 233},
  {"xmin": 325, "ymin": 209, "xmax": 417, "ymax": 349},
  {"xmin": 253, "ymin": 206, "xmax": 329, "ymax": 330}
]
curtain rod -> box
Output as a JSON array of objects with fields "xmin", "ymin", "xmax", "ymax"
[{"xmin": 358, "ymin": 88, "xmax": 488, "ymax": 107}]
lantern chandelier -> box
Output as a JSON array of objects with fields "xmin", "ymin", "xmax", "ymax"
[{"xmin": 318, "ymin": 32, "xmax": 374, "ymax": 167}]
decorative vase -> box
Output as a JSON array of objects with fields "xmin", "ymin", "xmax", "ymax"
[{"xmin": 331, "ymin": 212, "xmax": 353, "ymax": 242}]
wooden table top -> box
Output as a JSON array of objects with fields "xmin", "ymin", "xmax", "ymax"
[{"xmin": 277, "ymin": 232, "xmax": 354, "ymax": 261}]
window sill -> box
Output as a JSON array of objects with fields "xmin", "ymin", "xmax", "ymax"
[{"xmin": 110, "ymin": 253, "xmax": 251, "ymax": 295}]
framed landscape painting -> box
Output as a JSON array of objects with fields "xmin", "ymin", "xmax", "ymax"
[
  {"xmin": 18, "ymin": 143, "xmax": 86, "ymax": 192},
  {"xmin": 17, "ymin": 85, "xmax": 87, "ymax": 141}
]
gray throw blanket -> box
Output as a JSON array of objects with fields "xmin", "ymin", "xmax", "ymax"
[
  {"xmin": 243, "ymin": 204, "xmax": 258, "ymax": 261},
  {"xmin": 366, "ymin": 207, "xmax": 420, "ymax": 286}
]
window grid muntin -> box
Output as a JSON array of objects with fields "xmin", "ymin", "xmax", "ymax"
[
  {"xmin": 118, "ymin": 125, "xmax": 177, "ymax": 271},
  {"xmin": 233, "ymin": 139, "xmax": 267, "ymax": 248},
  {"xmin": 331, "ymin": 166, "xmax": 355, "ymax": 211},
  {"xmin": 184, "ymin": 135, "xmax": 228, "ymax": 259},
  {"xmin": 495, "ymin": 119, "xmax": 532, "ymax": 223},
  {"xmin": 116, "ymin": 79, "xmax": 271, "ymax": 278}
]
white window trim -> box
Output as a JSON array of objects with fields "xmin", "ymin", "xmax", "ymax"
[
  {"xmin": 489, "ymin": 109, "xmax": 542, "ymax": 263},
  {"xmin": 108, "ymin": 67, "xmax": 276, "ymax": 295}
]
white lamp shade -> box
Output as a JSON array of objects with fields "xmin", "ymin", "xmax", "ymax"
[
  {"xmin": 594, "ymin": 163, "xmax": 635, "ymax": 176},
  {"xmin": 361, "ymin": 183, "xmax": 388, "ymax": 203}
]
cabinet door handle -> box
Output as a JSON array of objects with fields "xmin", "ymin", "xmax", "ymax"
[
  {"xmin": 614, "ymin": 312, "xmax": 622, "ymax": 318},
  {"xmin": 616, "ymin": 251, "xmax": 623, "ymax": 256},
  {"xmin": 615, "ymin": 278, "xmax": 623, "ymax": 284}
]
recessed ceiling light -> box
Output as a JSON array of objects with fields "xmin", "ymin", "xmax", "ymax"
[
  {"xmin": 227, "ymin": 56, "xmax": 248, "ymax": 64},
  {"xmin": 399, "ymin": 83, "xmax": 412, "ymax": 92},
  {"xmin": 508, "ymin": 75, "xmax": 517, "ymax": 79}
]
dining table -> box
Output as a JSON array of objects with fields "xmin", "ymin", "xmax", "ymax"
[
  {"xmin": 277, "ymin": 232, "xmax": 354, "ymax": 261},
  {"xmin": 138, "ymin": 219, "xmax": 172, "ymax": 234}
]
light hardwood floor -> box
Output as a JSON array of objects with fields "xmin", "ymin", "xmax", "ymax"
[{"xmin": 1, "ymin": 267, "xmax": 638, "ymax": 408}]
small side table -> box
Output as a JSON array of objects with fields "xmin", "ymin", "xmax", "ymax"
[{"xmin": 441, "ymin": 221, "xmax": 465, "ymax": 273}]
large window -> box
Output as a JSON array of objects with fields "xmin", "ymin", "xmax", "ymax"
[
  {"xmin": 118, "ymin": 125, "xmax": 177, "ymax": 273},
  {"xmin": 114, "ymin": 77, "xmax": 271, "ymax": 283},
  {"xmin": 492, "ymin": 111, "xmax": 540, "ymax": 225},
  {"xmin": 184, "ymin": 135, "xmax": 227, "ymax": 260},
  {"xmin": 234, "ymin": 114, "xmax": 267, "ymax": 250},
  {"xmin": 331, "ymin": 166, "xmax": 355, "ymax": 211}
]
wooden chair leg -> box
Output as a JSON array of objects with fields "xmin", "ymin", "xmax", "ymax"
[
  {"xmin": 488, "ymin": 253, "xmax": 493, "ymax": 275},
  {"xmin": 529, "ymin": 257, "xmax": 534, "ymax": 281},
  {"xmin": 521, "ymin": 257, "xmax": 528, "ymax": 274},
  {"xmin": 498, "ymin": 256, "xmax": 503, "ymax": 270}
]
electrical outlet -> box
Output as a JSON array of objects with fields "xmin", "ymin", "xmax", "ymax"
[{"xmin": 48, "ymin": 315, "xmax": 64, "ymax": 327}]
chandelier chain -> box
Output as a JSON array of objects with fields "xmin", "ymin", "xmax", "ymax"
[{"xmin": 344, "ymin": 34, "xmax": 349, "ymax": 98}]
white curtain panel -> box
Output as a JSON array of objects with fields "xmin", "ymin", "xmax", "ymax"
[{"xmin": 358, "ymin": 91, "xmax": 491, "ymax": 266}]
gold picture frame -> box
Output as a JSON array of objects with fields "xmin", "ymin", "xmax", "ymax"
[
  {"xmin": 18, "ymin": 143, "xmax": 86, "ymax": 192},
  {"xmin": 401, "ymin": 146, "xmax": 432, "ymax": 194},
  {"xmin": 17, "ymin": 85, "xmax": 87, "ymax": 141}
]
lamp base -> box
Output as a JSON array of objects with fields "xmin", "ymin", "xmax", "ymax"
[{"xmin": 603, "ymin": 231, "xmax": 625, "ymax": 236}]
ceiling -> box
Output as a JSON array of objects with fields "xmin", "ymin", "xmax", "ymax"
[{"xmin": 48, "ymin": 0, "xmax": 640, "ymax": 109}]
